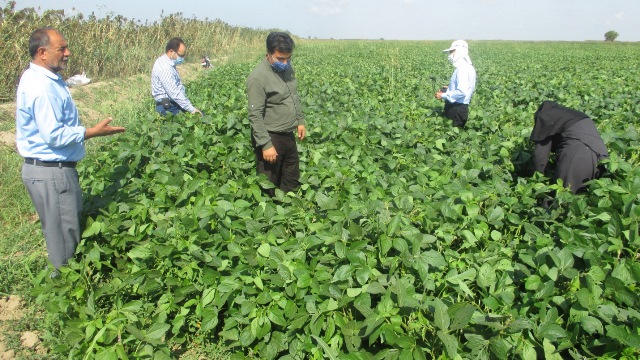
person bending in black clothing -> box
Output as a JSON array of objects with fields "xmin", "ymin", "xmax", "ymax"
[{"xmin": 530, "ymin": 101, "xmax": 608, "ymax": 194}]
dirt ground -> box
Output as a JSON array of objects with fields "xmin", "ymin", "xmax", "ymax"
[
  {"xmin": 0, "ymin": 296, "xmax": 46, "ymax": 359},
  {"xmin": 0, "ymin": 101, "xmax": 15, "ymax": 148},
  {"xmin": 0, "ymin": 132, "xmax": 13, "ymax": 148}
]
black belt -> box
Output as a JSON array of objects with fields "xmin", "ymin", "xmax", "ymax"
[
  {"xmin": 24, "ymin": 158, "xmax": 76, "ymax": 168},
  {"xmin": 155, "ymin": 98, "xmax": 176, "ymax": 105}
]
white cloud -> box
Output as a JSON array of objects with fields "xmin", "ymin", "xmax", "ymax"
[
  {"xmin": 615, "ymin": 11, "xmax": 624, "ymax": 19},
  {"xmin": 307, "ymin": 0, "xmax": 348, "ymax": 16}
]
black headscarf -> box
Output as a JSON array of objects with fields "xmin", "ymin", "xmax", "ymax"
[{"xmin": 530, "ymin": 101, "xmax": 589, "ymax": 142}]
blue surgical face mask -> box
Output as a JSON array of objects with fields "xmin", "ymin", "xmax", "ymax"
[
  {"xmin": 269, "ymin": 54, "xmax": 291, "ymax": 73},
  {"xmin": 174, "ymin": 56, "xmax": 185, "ymax": 66},
  {"xmin": 271, "ymin": 61, "xmax": 290, "ymax": 72}
]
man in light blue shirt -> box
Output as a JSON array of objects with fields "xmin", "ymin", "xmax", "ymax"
[
  {"xmin": 16, "ymin": 27, "xmax": 125, "ymax": 271},
  {"xmin": 151, "ymin": 37, "xmax": 202, "ymax": 116},
  {"xmin": 436, "ymin": 40, "xmax": 476, "ymax": 128}
]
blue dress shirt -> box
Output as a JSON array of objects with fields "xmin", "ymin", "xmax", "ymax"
[
  {"xmin": 441, "ymin": 60, "xmax": 476, "ymax": 105},
  {"xmin": 15, "ymin": 63, "xmax": 86, "ymax": 162}
]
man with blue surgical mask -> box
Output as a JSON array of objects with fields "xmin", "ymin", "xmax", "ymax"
[
  {"xmin": 246, "ymin": 32, "xmax": 306, "ymax": 197},
  {"xmin": 435, "ymin": 40, "xmax": 476, "ymax": 128},
  {"xmin": 151, "ymin": 37, "xmax": 202, "ymax": 116}
]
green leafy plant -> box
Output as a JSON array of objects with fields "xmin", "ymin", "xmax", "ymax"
[{"xmin": 31, "ymin": 40, "xmax": 640, "ymax": 359}]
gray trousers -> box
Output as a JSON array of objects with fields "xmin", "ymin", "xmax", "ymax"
[{"xmin": 22, "ymin": 163, "xmax": 82, "ymax": 269}]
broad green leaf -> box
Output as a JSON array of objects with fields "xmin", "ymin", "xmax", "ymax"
[
  {"xmin": 355, "ymin": 267, "xmax": 371, "ymax": 285},
  {"xmin": 257, "ymin": 243, "xmax": 271, "ymax": 258},
  {"xmin": 144, "ymin": 323, "xmax": 170, "ymax": 342},
  {"xmin": 437, "ymin": 330, "xmax": 458, "ymax": 358},
  {"xmin": 420, "ymin": 250, "xmax": 447, "ymax": 268},
  {"xmin": 489, "ymin": 336, "xmax": 511, "ymax": 359},
  {"xmin": 125, "ymin": 325, "xmax": 145, "ymax": 341},
  {"xmin": 506, "ymin": 318, "xmax": 533, "ymax": 333},
  {"xmin": 487, "ymin": 206, "xmax": 505, "ymax": 224},
  {"xmin": 380, "ymin": 235, "xmax": 392, "ymax": 256},
  {"xmin": 448, "ymin": 302, "xmax": 475, "ymax": 331},
  {"xmin": 201, "ymin": 308, "xmax": 219, "ymax": 332},
  {"xmin": 335, "ymin": 241, "xmax": 346, "ymax": 259},
  {"xmin": 366, "ymin": 282, "xmax": 386, "ymax": 294},
  {"xmin": 95, "ymin": 348, "xmax": 118, "ymax": 360},
  {"xmin": 325, "ymin": 298, "xmax": 339, "ymax": 312},
  {"xmin": 311, "ymin": 335, "xmax": 338, "ymax": 360},
  {"xmin": 315, "ymin": 192, "xmax": 338, "ymax": 210},
  {"xmin": 477, "ymin": 263, "xmax": 497, "ymax": 288},
  {"xmin": 346, "ymin": 288, "xmax": 363, "ymax": 297},
  {"xmin": 342, "ymin": 320, "xmax": 362, "ymax": 352},
  {"xmin": 431, "ymin": 299, "xmax": 450, "ymax": 331},
  {"xmin": 461, "ymin": 230, "xmax": 478, "ymax": 245},
  {"xmin": 464, "ymin": 333, "xmax": 489, "ymax": 354},
  {"xmin": 82, "ymin": 220, "xmax": 103, "ymax": 237},
  {"xmin": 267, "ymin": 309, "xmax": 287, "ymax": 327},
  {"xmin": 240, "ymin": 327, "xmax": 256, "ymax": 347},
  {"xmin": 128, "ymin": 245, "xmax": 151, "ymax": 259},
  {"xmin": 446, "ymin": 268, "xmax": 477, "ymax": 283},
  {"xmin": 542, "ymin": 339, "xmax": 563, "ymax": 360},
  {"xmin": 606, "ymin": 325, "xmax": 640, "ymax": 348},
  {"xmin": 521, "ymin": 340, "xmax": 537, "ymax": 360},
  {"xmin": 605, "ymin": 276, "xmax": 638, "ymax": 306},
  {"xmin": 201, "ymin": 288, "xmax": 216, "ymax": 307},
  {"xmin": 392, "ymin": 238, "xmax": 409, "ymax": 253},
  {"xmin": 575, "ymin": 288, "xmax": 595, "ymax": 309},
  {"xmin": 333, "ymin": 264, "xmax": 356, "ymax": 282},
  {"xmin": 580, "ymin": 316, "xmax": 603, "ymax": 335},
  {"xmin": 253, "ymin": 276, "xmax": 264, "ymax": 290},
  {"xmin": 537, "ymin": 323, "xmax": 567, "ymax": 342}
]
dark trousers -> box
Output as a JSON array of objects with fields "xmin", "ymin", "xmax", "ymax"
[
  {"xmin": 254, "ymin": 132, "xmax": 300, "ymax": 197},
  {"xmin": 444, "ymin": 101, "xmax": 469, "ymax": 128}
]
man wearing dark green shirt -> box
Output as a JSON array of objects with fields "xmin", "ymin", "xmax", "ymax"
[{"xmin": 246, "ymin": 32, "xmax": 306, "ymax": 196}]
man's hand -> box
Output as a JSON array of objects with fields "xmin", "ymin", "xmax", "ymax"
[
  {"xmin": 436, "ymin": 85, "xmax": 448, "ymax": 100},
  {"xmin": 84, "ymin": 117, "xmax": 126, "ymax": 140},
  {"xmin": 297, "ymin": 125, "xmax": 306, "ymax": 141},
  {"xmin": 192, "ymin": 108, "xmax": 203, "ymax": 116},
  {"xmin": 263, "ymin": 146, "xmax": 278, "ymax": 164}
]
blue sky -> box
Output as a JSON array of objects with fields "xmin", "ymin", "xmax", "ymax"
[{"xmin": 13, "ymin": 0, "xmax": 640, "ymax": 41}]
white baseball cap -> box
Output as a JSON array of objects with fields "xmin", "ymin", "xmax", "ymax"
[{"xmin": 442, "ymin": 40, "xmax": 469, "ymax": 52}]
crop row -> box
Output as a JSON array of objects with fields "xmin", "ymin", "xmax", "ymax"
[{"xmin": 32, "ymin": 41, "xmax": 640, "ymax": 359}]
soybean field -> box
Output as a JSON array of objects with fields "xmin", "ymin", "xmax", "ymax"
[{"xmin": 33, "ymin": 40, "xmax": 640, "ymax": 359}]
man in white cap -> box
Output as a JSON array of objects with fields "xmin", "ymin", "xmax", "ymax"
[{"xmin": 436, "ymin": 40, "xmax": 476, "ymax": 127}]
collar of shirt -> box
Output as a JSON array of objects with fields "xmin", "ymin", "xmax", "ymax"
[
  {"xmin": 29, "ymin": 62, "xmax": 64, "ymax": 82},
  {"xmin": 163, "ymin": 54, "xmax": 177, "ymax": 68}
]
